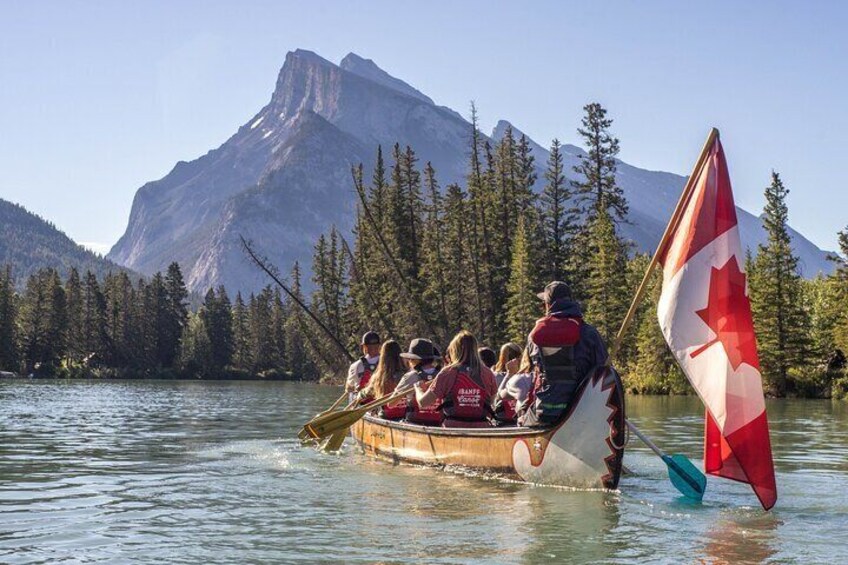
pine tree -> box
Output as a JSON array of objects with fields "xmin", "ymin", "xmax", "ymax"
[
  {"xmin": 249, "ymin": 287, "xmax": 275, "ymax": 372},
  {"xmin": 163, "ymin": 262, "xmax": 189, "ymax": 367},
  {"xmin": 79, "ymin": 271, "xmax": 109, "ymax": 364},
  {"xmin": 505, "ymin": 214, "xmax": 541, "ymax": 343},
  {"xmin": 231, "ymin": 292, "xmax": 251, "ymax": 371},
  {"xmin": 179, "ymin": 312, "xmax": 213, "ymax": 377},
  {"xmin": 200, "ymin": 286, "xmax": 234, "ymax": 371},
  {"xmin": 270, "ymin": 289, "xmax": 288, "ymax": 370},
  {"xmin": 749, "ymin": 172, "xmax": 811, "ymax": 396},
  {"xmin": 419, "ymin": 162, "xmax": 450, "ymax": 340},
  {"xmin": 146, "ymin": 273, "xmax": 171, "ymax": 368},
  {"xmin": 571, "ymin": 102, "xmax": 627, "ymax": 223},
  {"xmin": 104, "ymin": 271, "xmax": 135, "ymax": 367},
  {"xmin": 465, "ymin": 103, "xmax": 495, "ymax": 339},
  {"xmin": 830, "ymin": 227, "xmax": 848, "ymax": 355},
  {"xmin": 583, "ymin": 209, "xmax": 630, "ymax": 344},
  {"xmin": 284, "ymin": 262, "xmax": 316, "ymax": 379},
  {"xmin": 64, "ymin": 268, "xmax": 83, "ymax": 362},
  {"xmin": 0, "ymin": 266, "xmax": 19, "ymax": 372},
  {"xmin": 515, "ymin": 134, "xmax": 538, "ymax": 212},
  {"xmin": 441, "ymin": 184, "xmax": 473, "ymax": 334},
  {"xmin": 540, "ymin": 139, "xmax": 576, "ymax": 281},
  {"xmin": 18, "ymin": 269, "xmax": 66, "ymax": 373}
]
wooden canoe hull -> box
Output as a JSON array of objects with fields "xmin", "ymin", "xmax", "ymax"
[{"xmin": 352, "ymin": 366, "xmax": 626, "ymax": 489}]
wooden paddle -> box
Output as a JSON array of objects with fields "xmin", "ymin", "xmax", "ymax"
[
  {"xmin": 302, "ymin": 386, "xmax": 414, "ymax": 442},
  {"xmin": 298, "ymin": 391, "xmax": 349, "ymax": 442}
]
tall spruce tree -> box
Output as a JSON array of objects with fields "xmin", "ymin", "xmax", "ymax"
[
  {"xmin": 0, "ymin": 266, "xmax": 19, "ymax": 372},
  {"xmin": 540, "ymin": 139, "xmax": 576, "ymax": 281},
  {"xmin": 231, "ymin": 292, "xmax": 251, "ymax": 371},
  {"xmin": 571, "ymin": 102, "xmax": 627, "ymax": 223},
  {"xmin": 79, "ymin": 271, "xmax": 109, "ymax": 364},
  {"xmin": 249, "ymin": 287, "xmax": 275, "ymax": 372},
  {"xmin": 583, "ymin": 209, "xmax": 630, "ymax": 344},
  {"xmin": 830, "ymin": 227, "xmax": 848, "ymax": 355},
  {"xmin": 200, "ymin": 286, "xmax": 234, "ymax": 370},
  {"xmin": 64, "ymin": 268, "xmax": 83, "ymax": 362},
  {"xmin": 420, "ymin": 162, "xmax": 451, "ymax": 341},
  {"xmin": 749, "ymin": 172, "xmax": 811, "ymax": 396},
  {"xmin": 284, "ymin": 262, "xmax": 316, "ymax": 379},
  {"xmin": 103, "ymin": 271, "xmax": 135, "ymax": 367},
  {"xmin": 163, "ymin": 263, "xmax": 189, "ymax": 367},
  {"xmin": 18, "ymin": 269, "xmax": 66, "ymax": 373},
  {"xmin": 505, "ymin": 214, "xmax": 541, "ymax": 343},
  {"xmin": 437, "ymin": 184, "xmax": 473, "ymax": 335}
]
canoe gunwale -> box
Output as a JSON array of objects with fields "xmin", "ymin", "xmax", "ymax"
[{"xmin": 360, "ymin": 414, "xmax": 553, "ymax": 439}]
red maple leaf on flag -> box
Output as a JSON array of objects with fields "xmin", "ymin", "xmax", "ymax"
[{"xmin": 690, "ymin": 256, "xmax": 760, "ymax": 370}]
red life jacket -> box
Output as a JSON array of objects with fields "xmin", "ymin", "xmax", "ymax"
[
  {"xmin": 499, "ymin": 398, "xmax": 517, "ymax": 421},
  {"xmin": 357, "ymin": 357, "xmax": 378, "ymax": 391},
  {"xmin": 379, "ymin": 380, "xmax": 407, "ymax": 420},
  {"xmin": 405, "ymin": 370, "xmax": 443, "ymax": 425},
  {"xmin": 443, "ymin": 366, "xmax": 488, "ymax": 422},
  {"xmin": 526, "ymin": 315, "xmax": 583, "ymax": 425}
]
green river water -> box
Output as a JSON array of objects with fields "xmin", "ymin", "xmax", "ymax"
[{"xmin": 1, "ymin": 379, "xmax": 846, "ymax": 564}]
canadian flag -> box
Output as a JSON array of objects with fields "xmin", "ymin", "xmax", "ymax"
[{"xmin": 656, "ymin": 134, "xmax": 777, "ymax": 510}]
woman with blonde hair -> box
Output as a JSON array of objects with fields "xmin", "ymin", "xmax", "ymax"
[
  {"xmin": 414, "ymin": 330, "xmax": 497, "ymax": 428},
  {"xmin": 492, "ymin": 342, "xmax": 523, "ymax": 387},
  {"xmin": 360, "ymin": 340, "xmax": 407, "ymax": 419}
]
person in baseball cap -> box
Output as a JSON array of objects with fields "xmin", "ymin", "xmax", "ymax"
[
  {"xmin": 520, "ymin": 282, "xmax": 608, "ymax": 428},
  {"xmin": 346, "ymin": 331, "xmax": 382, "ymax": 397}
]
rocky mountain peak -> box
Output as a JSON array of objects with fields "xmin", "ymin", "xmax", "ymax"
[{"xmin": 340, "ymin": 53, "xmax": 434, "ymax": 104}]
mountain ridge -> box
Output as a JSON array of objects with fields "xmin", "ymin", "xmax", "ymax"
[
  {"xmin": 1, "ymin": 198, "xmax": 135, "ymax": 286},
  {"xmin": 108, "ymin": 49, "xmax": 835, "ymax": 294}
]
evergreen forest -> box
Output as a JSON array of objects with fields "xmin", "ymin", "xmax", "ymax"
[{"xmin": 1, "ymin": 103, "xmax": 847, "ymax": 398}]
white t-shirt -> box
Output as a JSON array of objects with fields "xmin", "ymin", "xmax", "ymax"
[
  {"xmin": 499, "ymin": 372, "xmax": 533, "ymax": 411},
  {"xmin": 346, "ymin": 355, "xmax": 379, "ymax": 391}
]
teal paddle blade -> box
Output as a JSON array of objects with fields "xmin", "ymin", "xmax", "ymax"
[{"xmin": 663, "ymin": 454, "xmax": 707, "ymax": 501}]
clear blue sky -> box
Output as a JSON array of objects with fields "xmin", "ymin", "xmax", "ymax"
[{"xmin": 1, "ymin": 1, "xmax": 845, "ymax": 253}]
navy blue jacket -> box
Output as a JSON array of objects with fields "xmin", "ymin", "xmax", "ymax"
[
  {"xmin": 526, "ymin": 299, "xmax": 608, "ymax": 381},
  {"xmin": 523, "ymin": 299, "xmax": 608, "ymax": 426}
]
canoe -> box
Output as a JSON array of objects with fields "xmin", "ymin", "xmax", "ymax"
[{"xmin": 351, "ymin": 366, "xmax": 626, "ymax": 490}]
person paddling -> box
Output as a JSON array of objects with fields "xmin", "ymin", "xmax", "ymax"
[
  {"xmin": 360, "ymin": 340, "xmax": 406, "ymax": 418},
  {"xmin": 521, "ymin": 281, "xmax": 608, "ymax": 427},
  {"xmin": 414, "ymin": 331, "xmax": 497, "ymax": 428},
  {"xmin": 346, "ymin": 331, "xmax": 381, "ymax": 403},
  {"xmin": 396, "ymin": 338, "xmax": 442, "ymax": 425}
]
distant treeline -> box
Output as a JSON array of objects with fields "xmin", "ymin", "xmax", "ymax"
[
  {"xmin": 0, "ymin": 263, "xmax": 316, "ymax": 380},
  {"xmin": 1, "ymin": 103, "xmax": 846, "ymax": 396}
]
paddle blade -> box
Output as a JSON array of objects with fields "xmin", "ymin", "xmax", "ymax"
[
  {"xmin": 303, "ymin": 407, "xmax": 368, "ymax": 440},
  {"xmin": 663, "ymin": 454, "xmax": 707, "ymax": 501},
  {"xmin": 321, "ymin": 428, "xmax": 348, "ymax": 452}
]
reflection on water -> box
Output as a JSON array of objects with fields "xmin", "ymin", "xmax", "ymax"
[{"xmin": 1, "ymin": 380, "xmax": 848, "ymax": 564}]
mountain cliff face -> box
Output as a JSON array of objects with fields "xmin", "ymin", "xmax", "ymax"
[
  {"xmin": 1, "ymin": 198, "xmax": 132, "ymax": 286},
  {"xmin": 109, "ymin": 49, "xmax": 834, "ymax": 293}
]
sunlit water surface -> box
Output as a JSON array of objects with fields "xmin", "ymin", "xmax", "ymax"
[{"xmin": 1, "ymin": 380, "xmax": 847, "ymax": 564}]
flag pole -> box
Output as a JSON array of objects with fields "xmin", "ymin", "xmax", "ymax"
[
  {"xmin": 606, "ymin": 128, "xmax": 719, "ymax": 502},
  {"xmin": 608, "ymin": 127, "xmax": 720, "ymax": 361}
]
